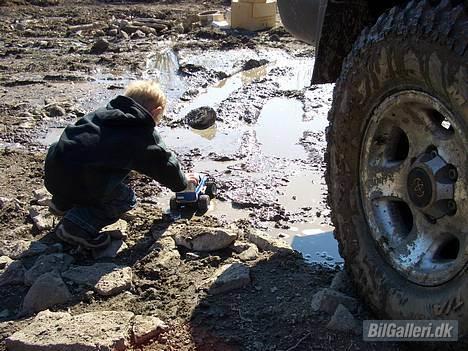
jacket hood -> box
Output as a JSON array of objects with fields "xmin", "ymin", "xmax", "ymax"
[{"xmin": 103, "ymin": 95, "xmax": 155, "ymax": 127}]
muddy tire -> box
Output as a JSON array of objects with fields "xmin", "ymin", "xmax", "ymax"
[
  {"xmin": 326, "ymin": 0, "xmax": 467, "ymax": 336},
  {"xmin": 170, "ymin": 196, "xmax": 178, "ymax": 212},
  {"xmin": 198, "ymin": 195, "xmax": 210, "ymax": 212},
  {"xmin": 206, "ymin": 182, "xmax": 217, "ymax": 199}
]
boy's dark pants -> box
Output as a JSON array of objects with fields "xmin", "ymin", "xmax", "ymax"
[{"xmin": 53, "ymin": 183, "xmax": 136, "ymax": 235}]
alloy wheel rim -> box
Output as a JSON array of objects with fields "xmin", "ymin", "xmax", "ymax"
[{"xmin": 360, "ymin": 90, "xmax": 467, "ymax": 286}]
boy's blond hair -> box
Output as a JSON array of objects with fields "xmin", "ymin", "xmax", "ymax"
[{"xmin": 124, "ymin": 80, "xmax": 167, "ymax": 115}]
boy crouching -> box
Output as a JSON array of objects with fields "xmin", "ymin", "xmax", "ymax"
[{"xmin": 44, "ymin": 80, "xmax": 197, "ymax": 248}]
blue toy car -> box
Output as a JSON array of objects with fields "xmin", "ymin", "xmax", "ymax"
[{"xmin": 170, "ymin": 175, "xmax": 217, "ymax": 212}]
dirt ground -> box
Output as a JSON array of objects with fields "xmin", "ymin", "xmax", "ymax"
[{"xmin": 0, "ymin": 1, "xmax": 464, "ymax": 351}]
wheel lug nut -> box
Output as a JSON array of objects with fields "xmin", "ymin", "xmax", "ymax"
[
  {"xmin": 448, "ymin": 168, "xmax": 458, "ymax": 181},
  {"xmin": 447, "ymin": 200, "xmax": 457, "ymax": 215}
]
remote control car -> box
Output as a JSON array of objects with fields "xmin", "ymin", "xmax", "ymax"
[{"xmin": 170, "ymin": 175, "xmax": 217, "ymax": 212}]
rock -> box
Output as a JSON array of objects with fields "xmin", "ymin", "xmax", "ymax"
[
  {"xmin": 326, "ymin": 304, "xmax": 361, "ymax": 335},
  {"xmin": 174, "ymin": 22, "xmax": 185, "ymax": 34},
  {"xmin": 32, "ymin": 187, "xmax": 52, "ymax": 206},
  {"xmin": 0, "ymin": 256, "xmax": 12, "ymax": 270},
  {"xmin": 62, "ymin": 263, "xmax": 132, "ymax": 296},
  {"xmin": 29, "ymin": 206, "xmax": 55, "ymax": 231},
  {"xmin": 43, "ymin": 104, "xmax": 66, "ymax": 117},
  {"xmin": 238, "ymin": 244, "xmax": 258, "ymax": 261},
  {"xmin": 138, "ymin": 26, "xmax": 156, "ymax": 35},
  {"xmin": 184, "ymin": 106, "xmax": 216, "ymax": 130},
  {"xmin": 132, "ymin": 315, "xmax": 168, "ymax": 345},
  {"xmin": 245, "ymin": 230, "xmax": 292, "ymax": 255},
  {"xmin": 90, "ymin": 38, "xmax": 109, "ymax": 54},
  {"xmin": 120, "ymin": 30, "xmax": 129, "ymax": 39},
  {"xmin": 22, "ymin": 272, "xmax": 72, "ymax": 314},
  {"xmin": 208, "ymin": 263, "xmax": 250, "ymax": 295},
  {"xmin": 24, "ymin": 253, "xmax": 74, "ymax": 286},
  {"xmin": 231, "ymin": 242, "xmax": 251, "ymax": 254},
  {"xmin": 310, "ymin": 288, "xmax": 358, "ymax": 314},
  {"xmin": 0, "ymin": 240, "xmax": 49, "ymax": 259},
  {"xmin": 6, "ymin": 310, "xmax": 135, "ymax": 351},
  {"xmin": 152, "ymin": 236, "xmax": 177, "ymax": 251},
  {"xmin": 173, "ymin": 226, "xmax": 237, "ymax": 252},
  {"xmin": 185, "ymin": 252, "xmax": 200, "ymax": 260},
  {"xmin": 121, "ymin": 24, "xmax": 139, "ymax": 34},
  {"xmin": 0, "ymin": 197, "xmax": 12, "ymax": 209},
  {"xmin": 130, "ymin": 30, "xmax": 146, "ymax": 39},
  {"xmin": 68, "ymin": 23, "xmax": 98, "ymax": 32},
  {"xmin": 0, "ymin": 257, "xmax": 25, "ymax": 286},
  {"xmin": 92, "ymin": 239, "xmax": 128, "ymax": 259},
  {"xmin": 108, "ymin": 28, "xmax": 118, "ymax": 36},
  {"xmin": 330, "ymin": 270, "xmax": 353, "ymax": 293},
  {"xmin": 102, "ymin": 219, "xmax": 128, "ymax": 240},
  {"xmin": 93, "ymin": 29, "xmax": 106, "ymax": 37},
  {"xmin": 242, "ymin": 58, "xmax": 268, "ymax": 71}
]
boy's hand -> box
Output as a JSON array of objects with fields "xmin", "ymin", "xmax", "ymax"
[{"xmin": 186, "ymin": 173, "xmax": 199, "ymax": 186}]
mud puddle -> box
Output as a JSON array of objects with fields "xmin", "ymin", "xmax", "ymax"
[
  {"xmin": 256, "ymin": 97, "xmax": 309, "ymax": 159},
  {"xmin": 268, "ymin": 222, "xmax": 341, "ymax": 266}
]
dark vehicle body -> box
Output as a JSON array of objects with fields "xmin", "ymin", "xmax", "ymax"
[{"xmin": 278, "ymin": 0, "xmax": 409, "ymax": 83}]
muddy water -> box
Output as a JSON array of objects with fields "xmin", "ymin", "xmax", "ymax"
[
  {"xmin": 178, "ymin": 65, "xmax": 268, "ymax": 117},
  {"xmin": 255, "ymin": 97, "xmax": 308, "ymax": 159}
]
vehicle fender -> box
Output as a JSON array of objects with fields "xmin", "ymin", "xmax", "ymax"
[{"xmin": 277, "ymin": 0, "xmax": 328, "ymax": 46}]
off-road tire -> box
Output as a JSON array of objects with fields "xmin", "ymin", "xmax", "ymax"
[
  {"xmin": 198, "ymin": 195, "xmax": 210, "ymax": 212},
  {"xmin": 206, "ymin": 182, "xmax": 218, "ymax": 199},
  {"xmin": 326, "ymin": 0, "xmax": 467, "ymax": 336}
]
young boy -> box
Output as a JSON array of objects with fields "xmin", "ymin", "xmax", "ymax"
[{"xmin": 44, "ymin": 80, "xmax": 197, "ymax": 249}]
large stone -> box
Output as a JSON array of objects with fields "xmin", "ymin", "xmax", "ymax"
[
  {"xmin": 239, "ymin": 245, "xmax": 259, "ymax": 261},
  {"xmin": 22, "ymin": 272, "xmax": 72, "ymax": 314},
  {"xmin": 0, "ymin": 257, "xmax": 25, "ymax": 286},
  {"xmin": 326, "ymin": 304, "xmax": 361, "ymax": 335},
  {"xmin": 132, "ymin": 315, "xmax": 168, "ymax": 345},
  {"xmin": 310, "ymin": 288, "xmax": 358, "ymax": 314},
  {"xmin": 62, "ymin": 263, "xmax": 132, "ymax": 296},
  {"xmin": 24, "ymin": 254, "xmax": 74, "ymax": 286},
  {"xmin": 173, "ymin": 226, "xmax": 237, "ymax": 252},
  {"xmin": 184, "ymin": 106, "xmax": 216, "ymax": 130},
  {"xmin": 6, "ymin": 310, "xmax": 134, "ymax": 351},
  {"xmin": 29, "ymin": 206, "xmax": 55, "ymax": 231},
  {"xmin": 0, "ymin": 240, "xmax": 49, "ymax": 260},
  {"xmin": 208, "ymin": 263, "xmax": 250, "ymax": 295},
  {"xmin": 245, "ymin": 230, "xmax": 292, "ymax": 255},
  {"xmin": 32, "ymin": 187, "xmax": 52, "ymax": 206}
]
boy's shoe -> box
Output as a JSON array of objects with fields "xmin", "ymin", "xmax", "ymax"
[{"xmin": 56, "ymin": 219, "xmax": 110, "ymax": 249}]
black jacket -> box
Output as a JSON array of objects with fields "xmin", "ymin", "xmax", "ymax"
[{"xmin": 44, "ymin": 95, "xmax": 187, "ymax": 204}]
